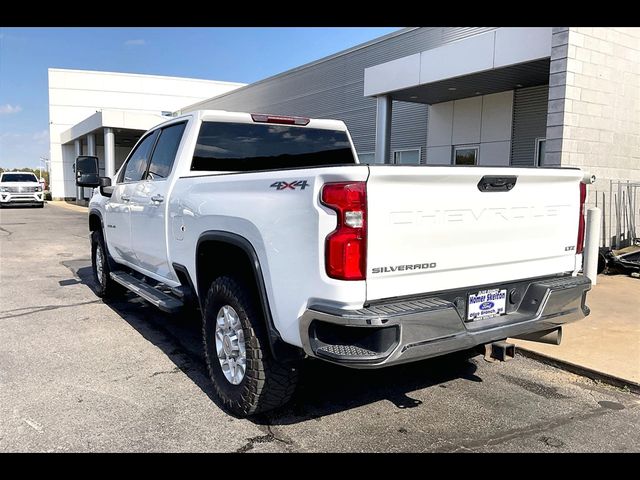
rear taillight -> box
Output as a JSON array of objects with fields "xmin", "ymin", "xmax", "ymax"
[
  {"xmin": 321, "ymin": 182, "xmax": 367, "ymax": 280},
  {"xmin": 251, "ymin": 113, "xmax": 310, "ymax": 126},
  {"xmin": 577, "ymin": 182, "xmax": 587, "ymax": 254}
]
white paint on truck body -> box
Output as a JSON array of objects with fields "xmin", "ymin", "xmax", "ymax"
[{"xmin": 90, "ymin": 110, "xmax": 584, "ymax": 350}]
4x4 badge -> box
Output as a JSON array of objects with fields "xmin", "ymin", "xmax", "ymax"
[{"xmin": 270, "ymin": 180, "xmax": 309, "ymax": 191}]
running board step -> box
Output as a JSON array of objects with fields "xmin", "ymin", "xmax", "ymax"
[
  {"xmin": 316, "ymin": 344, "xmax": 379, "ymax": 358},
  {"xmin": 110, "ymin": 271, "xmax": 183, "ymax": 313},
  {"xmin": 313, "ymin": 342, "xmax": 390, "ymax": 363}
]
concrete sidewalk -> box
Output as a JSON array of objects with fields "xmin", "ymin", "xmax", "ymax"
[
  {"xmin": 511, "ymin": 274, "xmax": 640, "ymax": 386},
  {"xmin": 47, "ymin": 200, "xmax": 88, "ymax": 213}
]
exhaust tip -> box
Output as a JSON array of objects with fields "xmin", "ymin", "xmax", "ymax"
[{"xmin": 513, "ymin": 327, "xmax": 562, "ymax": 346}]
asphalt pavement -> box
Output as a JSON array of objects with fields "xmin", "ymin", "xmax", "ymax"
[{"xmin": 1, "ymin": 203, "xmax": 639, "ymax": 452}]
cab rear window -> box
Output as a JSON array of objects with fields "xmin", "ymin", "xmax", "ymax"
[{"xmin": 191, "ymin": 122, "xmax": 355, "ymax": 172}]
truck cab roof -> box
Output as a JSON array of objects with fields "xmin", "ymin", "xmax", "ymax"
[{"xmin": 161, "ymin": 109, "xmax": 349, "ymax": 133}]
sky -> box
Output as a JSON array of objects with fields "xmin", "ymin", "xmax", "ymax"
[{"xmin": 0, "ymin": 27, "xmax": 399, "ymax": 169}]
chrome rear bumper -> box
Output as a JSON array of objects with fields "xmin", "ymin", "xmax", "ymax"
[{"xmin": 299, "ymin": 275, "xmax": 591, "ymax": 368}]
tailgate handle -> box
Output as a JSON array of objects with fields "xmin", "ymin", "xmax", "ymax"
[{"xmin": 477, "ymin": 176, "xmax": 517, "ymax": 192}]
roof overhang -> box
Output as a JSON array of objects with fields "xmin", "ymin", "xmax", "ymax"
[
  {"xmin": 60, "ymin": 109, "xmax": 166, "ymax": 145},
  {"xmin": 364, "ymin": 27, "xmax": 552, "ymax": 104}
]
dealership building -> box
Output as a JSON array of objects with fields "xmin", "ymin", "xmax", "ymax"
[
  {"xmin": 49, "ymin": 27, "xmax": 639, "ymax": 246},
  {"xmin": 48, "ymin": 68, "xmax": 245, "ymax": 201}
]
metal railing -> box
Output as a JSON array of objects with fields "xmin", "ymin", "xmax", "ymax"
[{"xmin": 595, "ymin": 180, "xmax": 640, "ymax": 249}]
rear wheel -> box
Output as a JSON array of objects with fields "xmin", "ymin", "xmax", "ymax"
[
  {"xmin": 91, "ymin": 230, "xmax": 124, "ymax": 298},
  {"xmin": 203, "ymin": 275, "xmax": 299, "ymax": 417}
]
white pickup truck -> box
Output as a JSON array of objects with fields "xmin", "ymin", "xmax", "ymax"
[{"xmin": 77, "ymin": 110, "xmax": 591, "ymax": 416}]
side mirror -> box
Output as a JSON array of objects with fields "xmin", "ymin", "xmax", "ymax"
[
  {"xmin": 99, "ymin": 176, "xmax": 114, "ymax": 198},
  {"xmin": 75, "ymin": 155, "xmax": 100, "ymax": 188}
]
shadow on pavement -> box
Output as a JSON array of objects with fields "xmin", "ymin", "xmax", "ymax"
[
  {"xmin": 64, "ymin": 260, "xmax": 483, "ymax": 426},
  {"xmin": 0, "ymin": 204, "xmax": 43, "ymax": 209}
]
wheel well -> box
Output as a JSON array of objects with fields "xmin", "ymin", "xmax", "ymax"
[
  {"xmin": 196, "ymin": 235, "xmax": 305, "ymax": 363},
  {"xmin": 196, "ymin": 240, "xmax": 259, "ymax": 305},
  {"xmin": 89, "ymin": 213, "xmax": 101, "ymax": 232}
]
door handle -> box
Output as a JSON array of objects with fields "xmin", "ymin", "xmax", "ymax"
[
  {"xmin": 477, "ymin": 176, "xmax": 517, "ymax": 192},
  {"xmin": 121, "ymin": 194, "xmax": 131, "ymax": 202},
  {"xmin": 151, "ymin": 194, "xmax": 164, "ymax": 204}
]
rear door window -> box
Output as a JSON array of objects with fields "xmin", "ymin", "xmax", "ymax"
[{"xmin": 145, "ymin": 122, "xmax": 187, "ymax": 180}]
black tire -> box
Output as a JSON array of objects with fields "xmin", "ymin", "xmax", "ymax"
[
  {"xmin": 202, "ymin": 275, "xmax": 299, "ymax": 417},
  {"xmin": 91, "ymin": 230, "xmax": 125, "ymax": 298},
  {"xmin": 36, "ymin": 203, "xmax": 44, "ymax": 208},
  {"xmin": 597, "ymin": 251, "xmax": 607, "ymax": 274}
]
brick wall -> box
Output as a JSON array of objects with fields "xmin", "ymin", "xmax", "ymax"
[{"xmin": 546, "ymin": 27, "xmax": 640, "ymax": 247}]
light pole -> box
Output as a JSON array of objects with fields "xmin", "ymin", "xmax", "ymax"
[{"xmin": 39, "ymin": 156, "xmax": 49, "ymax": 190}]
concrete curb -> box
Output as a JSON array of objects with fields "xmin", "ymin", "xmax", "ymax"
[
  {"xmin": 517, "ymin": 347, "xmax": 640, "ymax": 394},
  {"xmin": 47, "ymin": 201, "xmax": 88, "ymax": 213}
]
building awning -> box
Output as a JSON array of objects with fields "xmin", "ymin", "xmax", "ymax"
[
  {"xmin": 59, "ymin": 109, "xmax": 166, "ymax": 145},
  {"xmin": 364, "ymin": 27, "xmax": 552, "ymax": 104}
]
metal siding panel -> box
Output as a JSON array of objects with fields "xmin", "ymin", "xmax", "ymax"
[
  {"xmin": 391, "ymin": 101, "xmax": 428, "ymax": 163},
  {"xmin": 510, "ymin": 85, "xmax": 550, "ymax": 166},
  {"xmin": 189, "ymin": 28, "xmax": 495, "ymax": 161}
]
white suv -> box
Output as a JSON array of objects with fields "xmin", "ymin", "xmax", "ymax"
[{"xmin": 0, "ymin": 172, "xmax": 45, "ymax": 208}]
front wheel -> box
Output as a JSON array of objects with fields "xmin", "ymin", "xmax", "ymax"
[
  {"xmin": 91, "ymin": 230, "xmax": 124, "ymax": 298},
  {"xmin": 202, "ymin": 276, "xmax": 299, "ymax": 417}
]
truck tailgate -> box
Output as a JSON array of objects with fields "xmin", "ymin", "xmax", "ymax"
[{"xmin": 365, "ymin": 166, "xmax": 583, "ymax": 301}]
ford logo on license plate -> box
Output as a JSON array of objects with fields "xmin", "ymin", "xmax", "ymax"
[{"xmin": 479, "ymin": 301, "xmax": 494, "ymax": 311}]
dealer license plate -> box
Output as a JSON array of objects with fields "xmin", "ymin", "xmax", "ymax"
[{"xmin": 467, "ymin": 288, "xmax": 507, "ymax": 321}]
